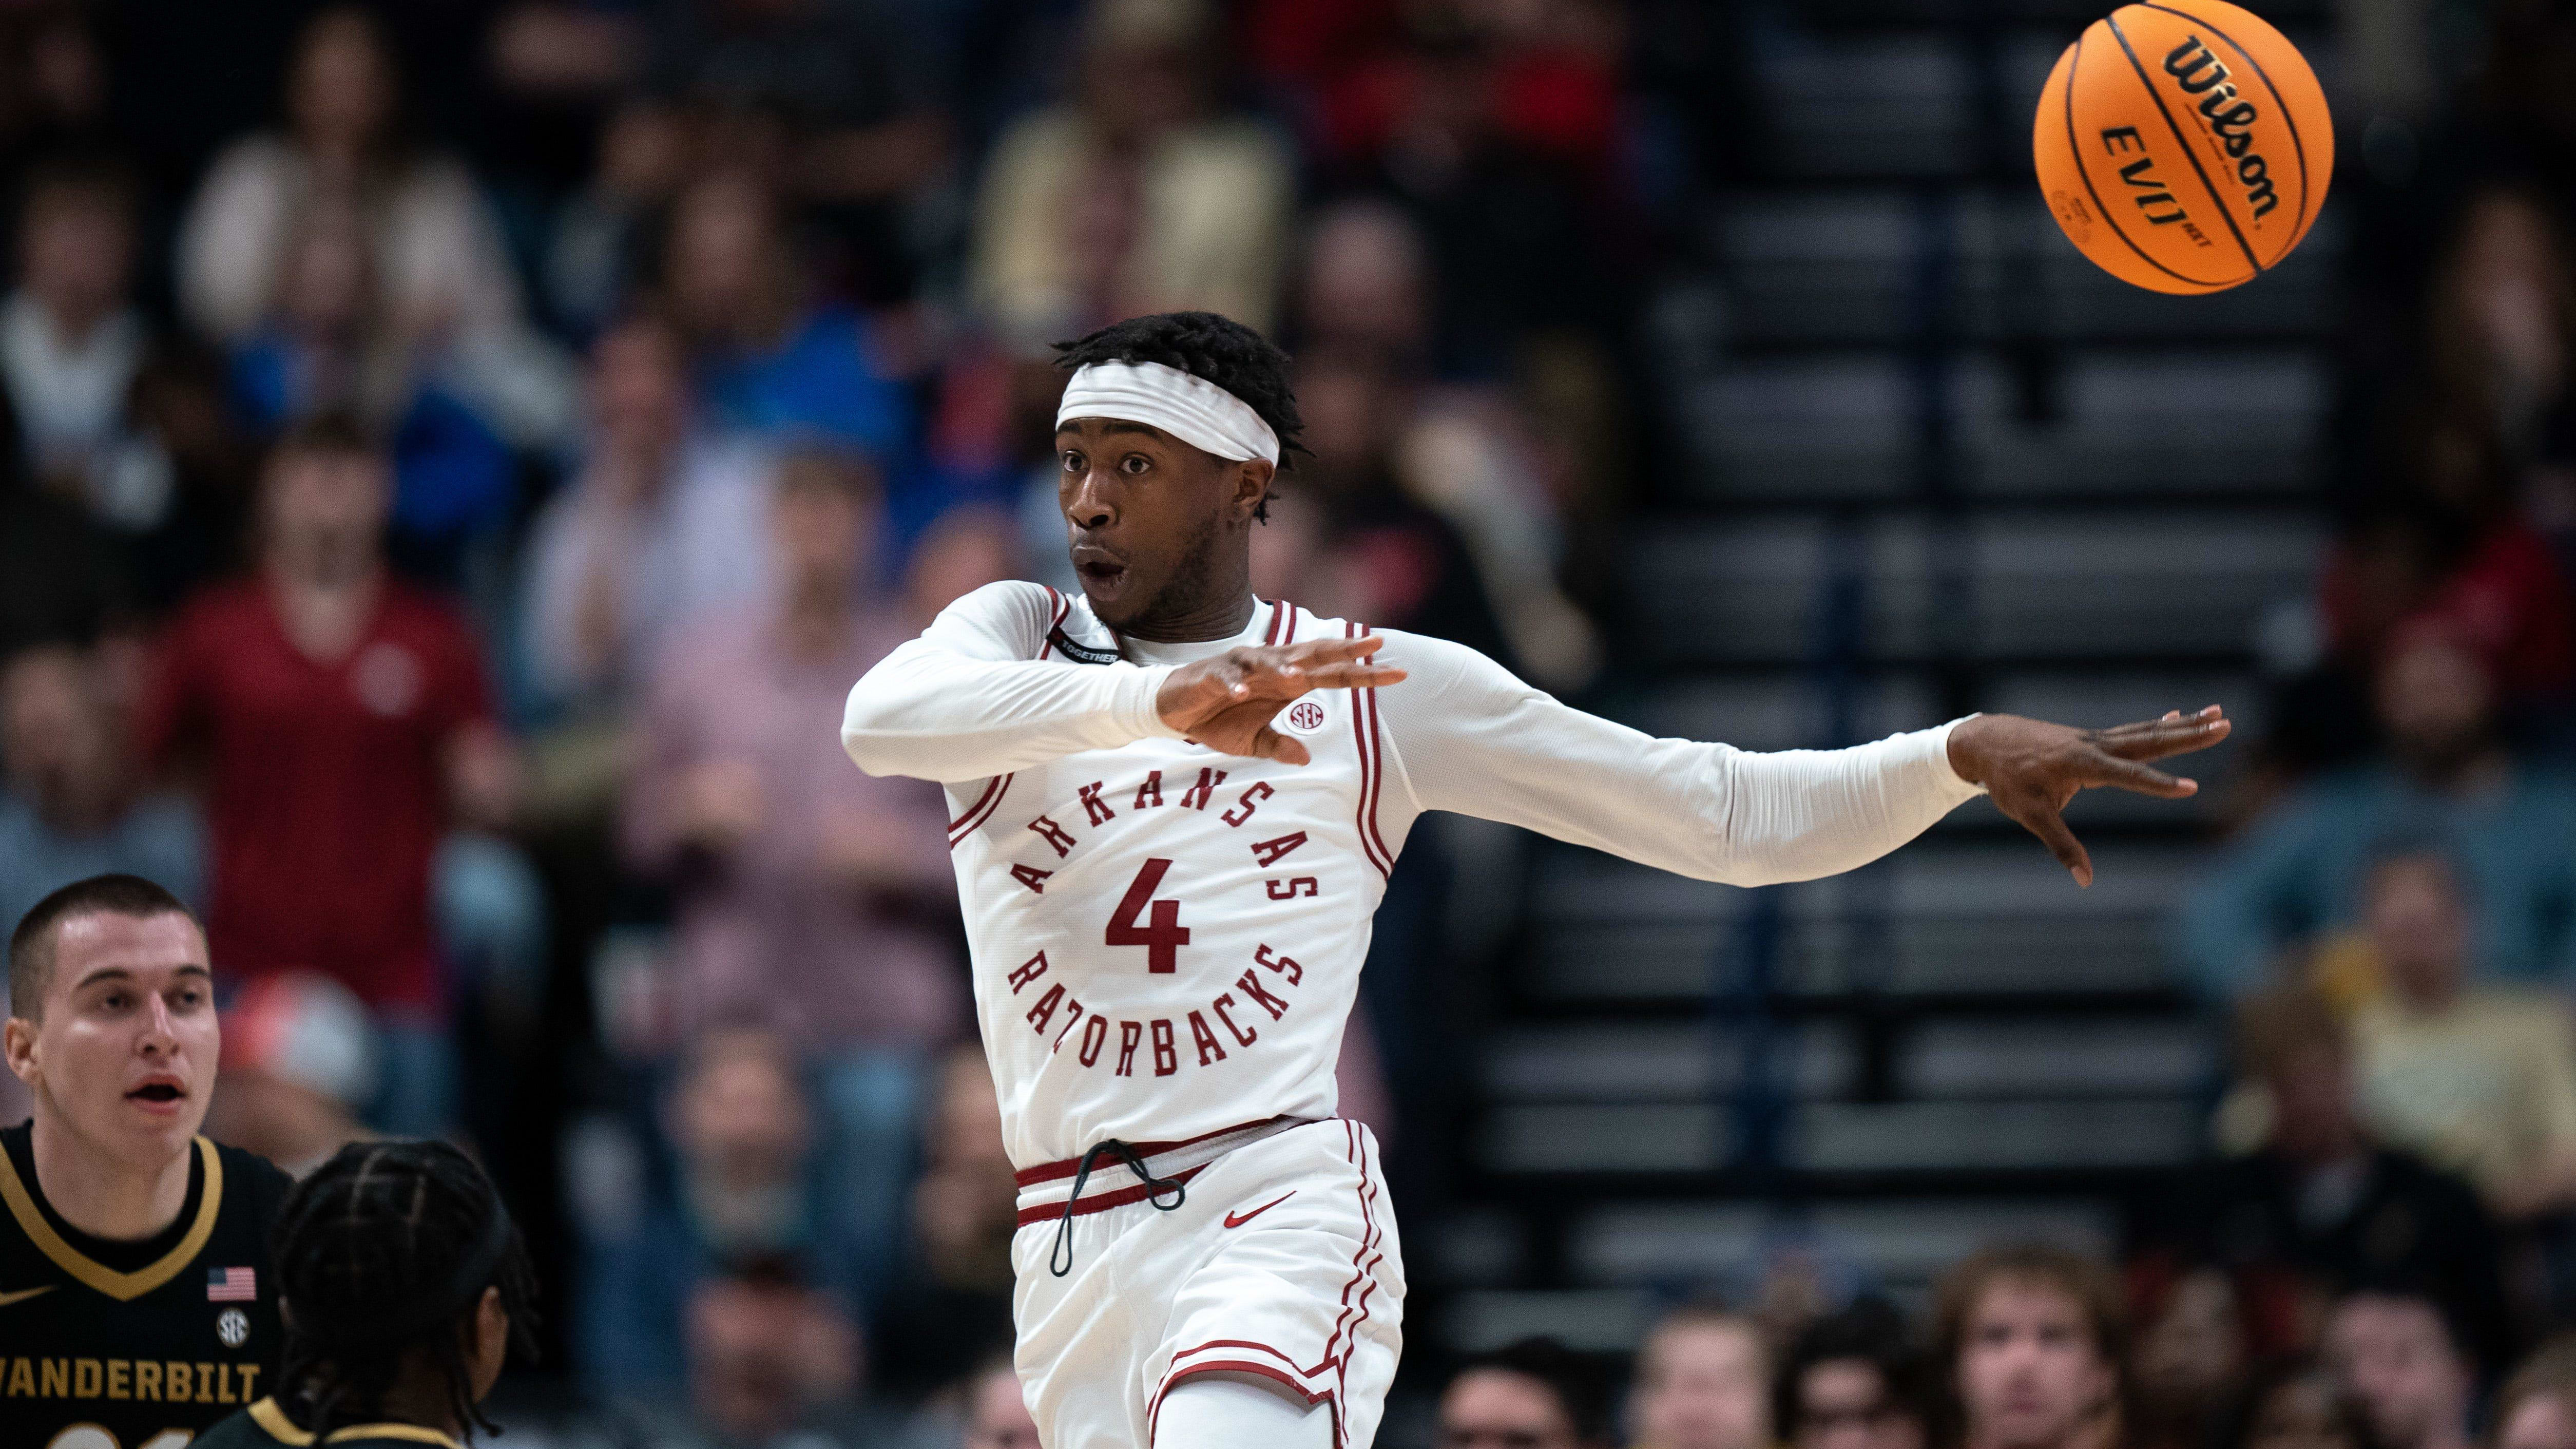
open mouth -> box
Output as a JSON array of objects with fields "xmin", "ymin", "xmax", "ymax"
[
  {"xmin": 125, "ymin": 1081, "xmax": 184, "ymax": 1105},
  {"xmin": 1076, "ymin": 560, "xmax": 1128, "ymax": 590}
]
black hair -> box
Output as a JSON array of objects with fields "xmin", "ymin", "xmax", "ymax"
[
  {"xmin": 1052, "ymin": 311, "xmax": 1306, "ymax": 522},
  {"xmin": 1451, "ymin": 1336, "xmax": 1613, "ymax": 1445},
  {"xmin": 7, "ymin": 873, "xmax": 197, "ymax": 1022},
  {"xmin": 271, "ymin": 1140, "xmax": 540, "ymax": 1443},
  {"xmin": 1774, "ymin": 1297, "xmax": 1928, "ymax": 1443},
  {"xmin": 2218, "ymin": 1357, "xmax": 2376, "ymax": 1449}
]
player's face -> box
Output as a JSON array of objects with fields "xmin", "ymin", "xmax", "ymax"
[
  {"xmin": 1955, "ymin": 1281, "xmax": 2111, "ymax": 1449},
  {"xmin": 5, "ymin": 911, "xmax": 218, "ymax": 1166},
  {"xmin": 1055, "ymin": 416, "xmax": 1269, "ymax": 631}
]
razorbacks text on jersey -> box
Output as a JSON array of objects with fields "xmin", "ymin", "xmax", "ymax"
[{"xmin": 0, "ymin": 1122, "xmax": 292, "ymax": 1449}]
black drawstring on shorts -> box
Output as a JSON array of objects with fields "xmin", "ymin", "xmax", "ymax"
[{"xmin": 1048, "ymin": 1137, "xmax": 1189, "ymax": 1276}]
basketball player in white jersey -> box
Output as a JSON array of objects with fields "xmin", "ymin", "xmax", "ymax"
[{"xmin": 841, "ymin": 311, "xmax": 2228, "ymax": 1449}]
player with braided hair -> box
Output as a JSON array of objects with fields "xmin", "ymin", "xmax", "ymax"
[{"xmin": 198, "ymin": 1139, "xmax": 537, "ymax": 1449}]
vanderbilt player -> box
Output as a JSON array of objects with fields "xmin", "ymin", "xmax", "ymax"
[{"xmin": 1, "ymin": 875, "xmax": 292, "ymax": 1448}]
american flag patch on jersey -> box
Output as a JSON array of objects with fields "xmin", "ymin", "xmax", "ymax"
[{"xmin": 207, "ymin": 1267, "xmax": 257, "ymax": 1301}]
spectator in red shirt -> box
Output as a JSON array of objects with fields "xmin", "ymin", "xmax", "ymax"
[{"xmin": 136, "ymin": 411, "xmax": 515, "ymax": 1135}]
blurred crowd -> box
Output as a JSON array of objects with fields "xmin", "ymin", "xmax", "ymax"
[
  {"xmin": 1424, "ymin": 1247, "xmax": 2576, "ymax": 1449},
  {"xmin": 0, "ymin": 0, "xmax": 1636, "ymax": 1440},
  {"xmin": 6, "ymin": 0, "xmax": 2576, "ymax": 1442},
  {"xmin": 2168, "ymin": 0, "xmax": 2576, "ymax": 1383}
]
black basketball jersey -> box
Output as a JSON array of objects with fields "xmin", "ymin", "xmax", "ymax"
[
  {"xmin": 193, "ymin": 1399, "xmax": 459, "ymax": 1449},
  {"xmin": 0, "ymin": 1121, "xmax": 292, "ymax": 1449}
]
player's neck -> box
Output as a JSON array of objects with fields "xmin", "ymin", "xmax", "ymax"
[
  {"xmin": 26, "ymin": 1109, "xmax": 194, "ymax": 1242},
  {"xmin": 1114, "ymin": 586, "xmax": 1259, "ymax": 644}
]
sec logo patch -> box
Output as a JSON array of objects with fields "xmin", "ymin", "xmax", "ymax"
[
  {"xmin": 216, "ymin": 1307, "xmax": 249, "ymax": 1347},
  {"xmin": 1278, "ymin": 699, "xmax": 1330, "ymax": 736}
]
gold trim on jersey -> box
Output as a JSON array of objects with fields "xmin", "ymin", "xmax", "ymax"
[
  {"xmin": 0, "ymin": 1136, "xmax": 224, "ymax": 1300},
  {"xmin": 328, "ymin": 1427, "xmax": 462, "ymax": 1446},
  {"xmin": 252, "ymin": 1398, "xmax": 315, "ymax": 1445},
  {"xmin": 245, "ymin": 1401, "xmax": 464, "ymax": 1449}
]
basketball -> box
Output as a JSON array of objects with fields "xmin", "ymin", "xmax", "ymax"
[{"xmin": 2034, "ymin": 0, "xmax": 2333, "ymax": 294}]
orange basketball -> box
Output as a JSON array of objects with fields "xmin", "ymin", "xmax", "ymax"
[{"xmin": 2033, "ymin": 0, "xmax": 2332, "ymax": 293}]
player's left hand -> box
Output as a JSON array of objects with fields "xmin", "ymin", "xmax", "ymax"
[{"xmin": 1946, "ymin": 706, "xmax": 2230, "ymax": 887}]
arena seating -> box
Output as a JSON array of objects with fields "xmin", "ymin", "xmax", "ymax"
[{"xmin": 1431, "ymin": 0, "xmax": 2335, "ymax": 1352}]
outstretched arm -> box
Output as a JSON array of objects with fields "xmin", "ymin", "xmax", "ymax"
[
  {"xmin": 1374, "ymin": 635, "xmax": 2226, "ymax": 888},
  {"xmin": 841, "ymin": 584, "xmax": 1405, "ymax": 783}
]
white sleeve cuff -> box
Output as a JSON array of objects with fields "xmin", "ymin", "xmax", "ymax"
[
  {"xmin": 1926, "ymin": 714, "xmax": 1989, "ymax": 797},
  {"xmin": 1115, "ymin": 665, "xmax": 1188, "ymax": 741}
]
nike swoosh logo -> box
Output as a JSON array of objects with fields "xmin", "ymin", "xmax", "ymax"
[
  {"xmin": 0, "ymin": 1286, "xmax": 55, "ymax": 1308},
  {"xmin": 1224, "ymin": 1192, "xmax": 1295, "ymax": 1229}
]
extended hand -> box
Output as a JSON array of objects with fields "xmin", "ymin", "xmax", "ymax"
[
  {"xmin": 1947, "ymin": 707, "xmax": 2231, "ymax": 887},
  {"xmin": 1156, "ymin": 636, "xmax": 1409, "ymax": 765}
]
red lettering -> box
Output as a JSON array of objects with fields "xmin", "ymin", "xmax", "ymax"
[
  {"xmin": 1006, "ymin": 952, "xmax": 1049, "ymax": 992},
  {"xmin": 1077, "ymin": 781, "xmax": 1116, "ymax": 826},
  {"xmin": 1213, "ymin": 993, "xmax": 1258, "ymax": 1046},
  {"xmin": 1188, "ymin": 1010, "xmax": 1227, "ymax": 1065},
  {"xmin": 1265, "ymin": 876, "xmax": 1319, "ymax": 899},
  {"xmin": 1133, "ymin": 771, "xmax": 1164, "ymax": 810},
  {"xmin": 1051, "ymin": 998, "xmax": 1087, "ymax": 1051},
  {"xmin": 1179, "ymin": 768, "xmax": 1228, "ymax": 810},
  {"xmin": 1107, "ymin": 859, "xmax": 1190, "ymax": 973},
  {"xmin": 1027, "ymin": 815, "xmax": 1077, "ymax": 857},
  {"xmin": 1254, "ymin": 943, "xmax": 1303, "ymax": 986},
  {"xmin": 1117, "ymin": 1020, "xmax": 1143, "ymax": 1076},
  {"xmin": 1026, "ymin": 984, "xmax": 1065, "ymax": 1034},
  {"xmin": 1011, "ymin": 863, "xmax": 1053, "ymax": 894},
  {"xmin": 1235, "ymin": 968, "xmax": 1291, "ymax": 1020},
  {"xmin": 1221, "ymin": 781, "xmax": 1276, "ymax": 827},
  {"xmin": 1249, "ymin": 831, "xmax": 1307, "ymax": 867},
  {"xmin": 1079, "ymin": 1016, "xmax": 1109, "ymax": 1066},
  {"xmin": 1151, "ymin": 1019, "xmax": 1178, "ymax": 1076}
]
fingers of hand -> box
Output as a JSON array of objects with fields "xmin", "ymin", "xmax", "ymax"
[
  {"xmin": 1278, "ymin": 636, "xmax": 1383, "ymax": 667},
  {"xmin": 2008, "ymin": 796, "xmax": 2094, "ymax": 887},
  {"xmin": 2094, "ymin": 715, "xmax": 2232, "ymax": 761},
  {"xmin": 1298, "ymin": 662, "xmax": 1410, "ymax": 690},
  {"xmin": 2082, "ymin": 750, "xmax": 2197, "ymax": 798},
  {"xmin": 1252, "ymin": 726, "xmax": 1310, "ymax": 766}
]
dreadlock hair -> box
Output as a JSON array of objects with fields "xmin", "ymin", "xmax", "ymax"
[
  {"xmin": 1052, "ymin": 311, "xmax": 1306, "ymax": 522},
  {"xmin": 270, "ymin": 1140, "xmax": 539, "ymax": 1443}
]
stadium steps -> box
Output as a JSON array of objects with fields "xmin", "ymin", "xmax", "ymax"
[{"xmin": 1418, "ymin": 9, "xmax": 2341, "ymax": 1365}]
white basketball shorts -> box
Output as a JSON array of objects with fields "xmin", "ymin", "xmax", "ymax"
[{"xmin": 1008, "ymin": 1117, "xmax": 1407, "ymax": 1448}]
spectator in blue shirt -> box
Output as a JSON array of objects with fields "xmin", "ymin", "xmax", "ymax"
[
  {"xmin": 662, "ymin": 169, "xmax": 911, "ymax": 461},
  {"xmin": 2178, "ymin": 624, "xmax": 2576, "ymax": 998}
]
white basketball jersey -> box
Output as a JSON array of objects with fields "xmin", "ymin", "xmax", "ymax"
[
  {"xmin": 945, "ymin": 592, "xmax": 1392, "ymax": 1168},
  {"xmin": 844, "ymin": 579, "xmax": 1982, "ymax": 1175}
]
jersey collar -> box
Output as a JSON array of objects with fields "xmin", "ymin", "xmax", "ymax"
[
  {"xmin": 0, "ymin": 1135, "xmax": 224, "ymax": 1300},
  {"xmin": 248, "ymin": 1399, "xmax": 465, "ymax": 1448}
]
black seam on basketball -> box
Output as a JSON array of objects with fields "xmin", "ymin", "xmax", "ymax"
[
  {"xmin": 2061, "ymin": 30, "xmax": 2225, "ymax": 290},
  {"xmin": 2133, "ymin": 1, "xmax": 2316, "ymax": 259},
  {"xmin": 2105, "ymin": 11, "xmax": 2261, "ymax": 279}
]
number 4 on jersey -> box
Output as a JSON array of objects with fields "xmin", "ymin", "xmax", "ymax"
[{"xmin": 1107, "ymin": 857, "xmax": 1190, "ymax": 972}]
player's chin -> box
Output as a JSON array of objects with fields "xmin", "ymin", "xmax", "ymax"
[{"xmin": 1076, "ymin": 561, "xmax": 1144, "ymax": 620}]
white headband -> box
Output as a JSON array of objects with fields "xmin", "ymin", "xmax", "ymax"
[{"xmin": 1056, "ymin": 360, "xmax": 1280, "ymax": 465}]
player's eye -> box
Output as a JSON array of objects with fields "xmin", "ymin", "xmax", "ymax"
[
  {"xmin": 1060, "ymin": 450, "xmax": 1084, "ymax": 473},
  {"xmin": 1120, "ymin": 453, "xmax": 1150, "ymax": 475}
]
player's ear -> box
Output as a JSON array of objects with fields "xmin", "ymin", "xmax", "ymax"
[
  {"xmin": 1233, "ymin": 458, "xmax": 1275, "ymax": 522},
  {"xmin": 2, "ymin": 1015, "xmax": 35, "ymax": 1084}
]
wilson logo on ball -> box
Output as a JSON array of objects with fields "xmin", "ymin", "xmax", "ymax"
[
  {"xmin": 2033, "ymin": 0, "xmax": 2332, "ymax": 293},
  {"xmin": 2164, "ymin": 36, "xmax": 2277, "ymax": 217}
]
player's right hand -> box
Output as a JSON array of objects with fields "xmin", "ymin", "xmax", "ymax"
[{"xmin": 1156, "ymin": 636, "xmax": 1408, "ymax": 765}]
